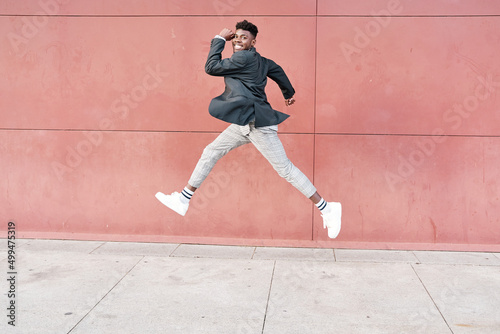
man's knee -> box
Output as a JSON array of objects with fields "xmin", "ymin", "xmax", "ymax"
[
  {"xmin": 201, "ymin": 144, "xmax": 226, "ymax": 162},
  {"xmin": 274, "ymin": 161, "xmax": 294, "ymax": 179}
]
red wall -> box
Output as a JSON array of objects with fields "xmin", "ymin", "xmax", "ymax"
[{"xmin": 2, "ymin": 0, "xmax": 500, "ymax": 251}]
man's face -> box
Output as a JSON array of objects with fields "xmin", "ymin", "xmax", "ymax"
[{"xmin": 232, "ymin": 29, "xmax": 256, "ymax": 52}]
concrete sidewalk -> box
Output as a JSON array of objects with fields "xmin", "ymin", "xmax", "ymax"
[{"xmin": 1, "ymin": 239, "xmax": 499, "ymax": 334}]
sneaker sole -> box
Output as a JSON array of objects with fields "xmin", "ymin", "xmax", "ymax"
[
  {"xmin": 327, "ymin": 203, "xmax": 342, "ymax": 239},
  {"xmin": 155, "ymin": 192, "xmax": 187, "ymax": 216}
]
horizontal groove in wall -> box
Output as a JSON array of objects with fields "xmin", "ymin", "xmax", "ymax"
[
  {"xmin": 1, "ymin": 128, "xmax": 499, "ymax": 139},
  {"xmin": 1, "ymin": 14, "xmax": 500, "ymax": 18}
]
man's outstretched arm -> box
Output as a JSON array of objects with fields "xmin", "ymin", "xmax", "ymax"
[
  {"xmin": 205, "ymin": 28, "xmax": 247, "ymax": 76},
  {"xmin": 267, "ymin": 59, "xmax": 296, "ymax": 106}
]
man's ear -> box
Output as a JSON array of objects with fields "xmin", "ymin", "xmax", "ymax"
[{"xmin": 251, "ymin": 39, "xmax": 257, "ymax": 47}]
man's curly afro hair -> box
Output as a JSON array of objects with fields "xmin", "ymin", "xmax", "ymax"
[{"xmin": 235, "ymin": 20, "xmax": 258, "ymax": 38}]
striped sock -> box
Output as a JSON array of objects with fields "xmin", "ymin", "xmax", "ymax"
[
  {"xmin": 315, "ymin": 198, "xmax": 328, "ymax": 212},
  {"xmin": 180, "ymin": 187, "xmax": 194, "ymax": 204}
]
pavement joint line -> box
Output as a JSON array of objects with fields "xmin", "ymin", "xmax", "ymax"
[
  {"xmin": 410, "ymin": 251, "xmax": 421, "ymax": 263},
  {"xmin": 332, "ymin": 249, "xmax": 337, "ymax": 262},
  {"xmin": 13, "ymin": 240, "xmax": 29, "ymax": 250},
  {"xmin": 261, "ymin": 260, "xmax": 277, "ymax": 334},
  {"xmin": 66, "ymin": 255, "xmax": 145, "ymax": 333},
  {"xmin": 410, "ymin": 263, "xmax": 455, "ymax": 334},
  {"xmin": 88, "ymin": 242, "xmax": 107, "ymax": 254},
  {"xmin": 411, "ymin": 251, "xmax": 423, "ymax": 264},
  {"xmin": 168, "ymin": 243, "xmax": 182, "ymax": 257},
  {"xmin": 250, "ymin": 247, "xmax": 257, "ymax": 259}
]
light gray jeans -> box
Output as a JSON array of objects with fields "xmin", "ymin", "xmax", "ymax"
[{"xmin": 188, "ymin": 122, "xmax": 317, "ymax": 198}]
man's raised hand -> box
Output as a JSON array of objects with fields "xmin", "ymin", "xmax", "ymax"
[
  {"xmin": 219, "ymin": 28, "xmax": 235, "ymax": 41},
  {"xmin": 285, "ymin": 97, "xmax": 296, "ymax": 106}
]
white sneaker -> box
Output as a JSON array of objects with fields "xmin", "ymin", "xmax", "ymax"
[
  {"xmin": 155, "ymin": 192, "xmax": 189, "ymax": 216},
  {"xmin": 322, "ymin": 202, "xmax": 342, "ymax": 239}
]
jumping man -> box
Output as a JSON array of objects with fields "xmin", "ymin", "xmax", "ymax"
[{"xmin": 156, "ymin": 20, "xmax": 342, "ymax": 238}]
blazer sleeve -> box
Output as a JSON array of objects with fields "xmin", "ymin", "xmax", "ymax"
[
  {"xmin": 205, "ymin": 38, "xmax": 248, "ymax": 76},
  {"xmin": 266, "ymin": 59, "xmax": 295, "ymax": 99}
]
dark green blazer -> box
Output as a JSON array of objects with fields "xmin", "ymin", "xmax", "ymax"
[{"xmin": 205, "ymin": 38, "xmax": 295, "ymax": 128}]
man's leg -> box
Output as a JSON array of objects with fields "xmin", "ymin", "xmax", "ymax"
[
  {"xmin": 247, "ymin": 125, "xmax": 316, "ymax": 198},
  {"xmin": 248, "ymin": 124, "xmax": 342, "ymax": 238},
  {"xmin": 187, "ymin": 124, "xmax": 250, "ymax": 190},
  {"xmin": 156, "ymin": 124, "xmax": 250, "ymax": 215}
]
